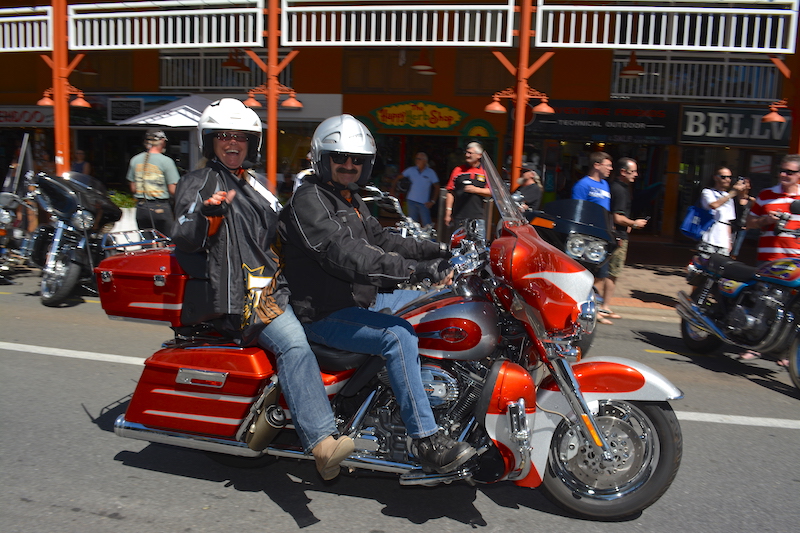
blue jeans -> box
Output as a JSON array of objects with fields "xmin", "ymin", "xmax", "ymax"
[
  {"xmin": 406, "ymin": 200, "xmax": 432, "ymax": 226},
  {"xmin": 257, "ymin": 305, "xmax": 336, "ymax": 452},
  {"xmin": 303, "ymin": 291, "xmax": 438, "ymax": 439}
]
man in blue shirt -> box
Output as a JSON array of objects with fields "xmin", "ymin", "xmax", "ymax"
[
  {"xmin": 572, "ymin": 151, "xmax": 615, "ymax": 324},
  {"xmin": 398, "ymin": 152, "xmax": 439, "ymax": 226}
]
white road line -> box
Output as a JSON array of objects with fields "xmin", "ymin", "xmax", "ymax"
[
  {"xmin": 0, "ymin": 341, "xmax": 143, "ymax": 366},
  {"xmin": 2, "ymin": 341, "xmax": 800, "ymax": 430},
  {"xmin": 675, "ymin": 411, "xmax": 800, "ymax": 430}
]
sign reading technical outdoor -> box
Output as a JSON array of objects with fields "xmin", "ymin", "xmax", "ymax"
[{"xmin": 680, "ymin": 106, "xmax": 791, "ymax": 148}]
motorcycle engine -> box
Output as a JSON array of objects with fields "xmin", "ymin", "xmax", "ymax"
[{"xmin": 728, "ymin": 282, "xmax": 790, "ymax": 341}]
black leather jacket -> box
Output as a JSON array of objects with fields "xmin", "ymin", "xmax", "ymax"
[{"xmin": 279, "ymin": 174, "xmax": 441, "ymax": 323}]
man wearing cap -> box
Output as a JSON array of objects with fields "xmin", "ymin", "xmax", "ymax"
[
  {"xmin": 516, "ymin": 163, "xmax": 543, "ymax": 213},
  {"xmin": 126, "ymin": 128, "xmax": 181, "ymax": 237}
]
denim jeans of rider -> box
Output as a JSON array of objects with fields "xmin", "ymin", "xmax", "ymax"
[
  {"xmin": 303, "ymin": 291, "xmax": 439, "ymax": 440},
  {"xmin": 257, "ymin": 305, "xmax": 337, "ymax": 452}
]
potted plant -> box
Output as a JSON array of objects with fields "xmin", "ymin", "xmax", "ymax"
[{"xmin": 108, "ymin": 190, "xmax": 138, "ymax": 232}]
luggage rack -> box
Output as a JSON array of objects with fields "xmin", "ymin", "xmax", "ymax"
[{"xmin": 102, "ymin": 229, "xmax": 171, "ymax": 251}]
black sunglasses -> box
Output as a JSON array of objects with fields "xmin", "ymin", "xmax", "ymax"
[
  {"xmin": 330, "ymin": 152, "xmax": 367, "ymax": 165},
  {"xmin": 215, "ymin": 132, "xmax": 248, "ymax": 142}
]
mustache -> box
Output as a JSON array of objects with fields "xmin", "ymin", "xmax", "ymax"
[{"xmin": 336, "ymin": 168, "xmax": 359, "ymax": 175}]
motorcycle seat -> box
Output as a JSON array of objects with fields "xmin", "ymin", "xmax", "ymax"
[
  {"xmin": 309, "ymin": 341, "xmax": 372, "ymax": 371},
  {"xmin": 707, "ymin": 253, "xmax": 758, "ymax": 282}
]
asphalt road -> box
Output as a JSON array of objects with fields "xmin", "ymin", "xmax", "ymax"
[{"xmin": 1, "ymin": 270, "xmax": 799, "ymax": 533}]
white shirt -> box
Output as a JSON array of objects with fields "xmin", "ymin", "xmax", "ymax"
[{"xmin": 700, "ymin": 188, "xmax": 735, "ymax": 249}]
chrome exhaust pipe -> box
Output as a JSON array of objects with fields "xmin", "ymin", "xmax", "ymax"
[{"xmin": 114, "ymin": 415, "xmax": 264, "ymax": 457}]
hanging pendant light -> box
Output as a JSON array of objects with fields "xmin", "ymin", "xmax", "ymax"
[
  {"xmin": 620, "ymin": 52, "xmax": 644, "ymax": 78},
  {"xmin": 411, "ymin": 49, "xmax": 433, "ymax": 71}
]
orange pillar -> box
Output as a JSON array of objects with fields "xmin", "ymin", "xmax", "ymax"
[
  {"xmin": 51, "ymin": 0, "xmax": 70, "ymax": 175},
  {"xmin": 510, "ymin": 0, "xmax": 535, "ymax": 190},
  {"xmin": 265, "ymin": 0, "xmax": 279, "ymax": 193}
]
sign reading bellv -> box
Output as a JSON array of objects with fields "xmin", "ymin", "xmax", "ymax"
[{"xmin": 680, "ymin": 105, "xmax": 791, "ymax": 148}]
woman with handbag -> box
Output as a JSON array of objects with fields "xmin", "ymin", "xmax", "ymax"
[{"xmin": 698, "ymin": 167, "xmax": 747, "ymax": 256}]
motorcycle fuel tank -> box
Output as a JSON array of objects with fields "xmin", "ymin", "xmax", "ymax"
[
  {"xmin": 756, "ymin": 258, "xmax": 800, "ymax": 287},
  {"xmin": 400, "ymin": 292, "xmax": 500, "ymax": 360}
]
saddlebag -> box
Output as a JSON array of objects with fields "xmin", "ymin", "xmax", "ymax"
[
  {"xmin": 95, "ymin": 248, "xmax": 218, "ymax": 327},
  {"xmin": 125, "ymin": 345, "xmax": 274, "ymax": 438}
]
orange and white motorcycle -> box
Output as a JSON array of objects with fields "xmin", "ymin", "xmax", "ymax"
[{"xmin": 98, "ymin": 155, "xmax": 683, "ymax": 520}]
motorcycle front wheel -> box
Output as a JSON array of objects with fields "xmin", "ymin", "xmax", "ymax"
[
  {"xmin": 540, "ymin": 400, "xmax": 682, "ymax": 520},
  {"xmin": 40, "ymin": 248, "xmax": 81, "ymax": 307}
]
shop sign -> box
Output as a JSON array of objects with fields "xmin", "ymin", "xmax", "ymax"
[
  {"xmin": 372, "ymin": 101, "xmax": 463, "ymax": 130},
  {"xmin": 0, "ymin": 106, "xmax": 54, "ymax": 127},
  {"xmin": 526, "ymin": 100, "xmax": 678, "ymax": 145},
  {"xmin": 680, "ymin": 105, "xmax": 791, "ymax": 148}
]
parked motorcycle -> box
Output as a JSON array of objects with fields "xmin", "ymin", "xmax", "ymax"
[
  {"xmin": 677, "ymin": 200, "xmax": 800, "ymax": 390},
  {"xmin": 25, "ymin": 172, "xmax": 122, "ymax": 306},
  {"xmin": 97, "ymin": 155, "xmax": 683, "ymax": 520},
  {"xmin": 0, "ymin": 190, "xmax": 34, "ymax": 282}
]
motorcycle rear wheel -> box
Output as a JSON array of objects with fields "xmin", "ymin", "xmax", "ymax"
[
  {"xmin": 787, "ymin": 338, "xmax": 800, "ymax": 391},
  {"xmin": 40, "ymin": 249, "xmax": 81, "ymax": 307},
  {"xmin": 680, "ymin": 318, "xmax": 722, "ymax": 353},
  {"xmin": 540, "ymin": 400, "xmax": 682, "ymax": 520}
]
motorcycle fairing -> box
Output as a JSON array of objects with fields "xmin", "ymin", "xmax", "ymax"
[{"xmin": 491, "ymin": 223, "xmax": 593, "ymax": 332}]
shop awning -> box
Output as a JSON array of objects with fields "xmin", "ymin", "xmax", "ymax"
[{"xmin": 118, "ymin": 95, "xmax": 214, "ymax": 127}]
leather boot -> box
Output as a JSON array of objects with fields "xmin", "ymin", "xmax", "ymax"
[
  {"xmin": 410, "ymin": 430, "xmax": 475, "ymax": 473},
  {"xmin": 312, "ymin": 435, "xmax": 354, "ymax": 480}
]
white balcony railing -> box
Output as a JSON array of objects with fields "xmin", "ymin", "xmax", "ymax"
[
  {"xmin": 281, "ymin": 1, "xmax": 515, "ymax": 47},
  {"xmin": 159, "ymin": 50, "xmax": 294, "ymax": 92},
  {"xmin": 611, "ymin": 52, "xmax": 783, "ymax": 103},
  {"xmin": 69, "ymin": 0, "xmax": 264, "ymax": 50},
  {"xmin": 536, "ymin": 0, "xmax": 799, "ymax": 54},
  {"xmin": 0, "ymin": 6, "xmax": 51, "ymax": 52}
]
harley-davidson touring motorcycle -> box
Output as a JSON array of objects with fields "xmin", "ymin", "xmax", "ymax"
[
  {"xmin": 677, "ymin": 201, "xmax": 800, "ymax": 390},
  {"xmin": 26, "ymin": 172, "xmax": 122, "ymax": 306},
  {"xmin": 98, "ymin": 155, "xmax": 683, "ymax": 520}
]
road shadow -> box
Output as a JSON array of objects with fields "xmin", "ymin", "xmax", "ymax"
[{"xmin": 633, "ymin": 329, "xmax": 800, "ymax": 401}]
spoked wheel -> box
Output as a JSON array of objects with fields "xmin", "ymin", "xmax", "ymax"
[
  {"xmin": 786, "ymin": 338, "xmax": 800, "ymax": 391},
  {"xmin": 40, "ymin": 248, "xmax": 81, "ymax": 307},
  {"xmin": 541, "ymin": 401, "xmax": 682, "ymax": 520}
]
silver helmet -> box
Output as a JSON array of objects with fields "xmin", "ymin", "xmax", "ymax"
[
  {"xmin": 198, "ymin": 98, "xmax": 263, "ymax": 163},
  {"xmin": 310, "ymin": 114, "xmax": 376, "ymax": 186}
]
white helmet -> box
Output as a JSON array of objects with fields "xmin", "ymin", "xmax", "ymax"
[
  {"xmin": 310, "ymin": 114, "xmax": 376, "ymax": 186},
  {"xmin": 198, "ymin": 98, "xmax": 263, "ymax": 163}
]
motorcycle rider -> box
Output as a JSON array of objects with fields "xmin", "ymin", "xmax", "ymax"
[
  {"xmin": 278, "ymin": 114, "xmax": 476, "ymax": 474},
  {"xmin": 170, "ymin": 99, "xmax": 353, "ymax": 480}
]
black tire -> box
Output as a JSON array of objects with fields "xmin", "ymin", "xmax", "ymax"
[
  {"xmin": 786, "ymin": 338, "xmax": 800, "ymax": 391},
  {"xmin": 40, "ymin": 248, "xmax": 81, "ymax": 307},
  {"xmin": 680, "ymin": 318, "xmax": 723, "ymax": 353},
  {"xmin": 540, "ymin": 401, "xmax": 682, "ymax": 520}
]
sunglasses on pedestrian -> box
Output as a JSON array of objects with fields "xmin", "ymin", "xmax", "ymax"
[
  {"xmin": 717, "ymin": 174, "xmax": 733, "ymax": 178},
  {"xmin": 215, "ymin": 132, "xmax": 249, "ymax": 142},
  {"xmin": 779, "ymin": 168, "xmax": 800, "ymax": 176},
  {"xmin": 330, "ymin": 152, "xmax": 367, "ymax": 165}
]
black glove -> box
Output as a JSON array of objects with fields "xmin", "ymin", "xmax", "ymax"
[
  {"xmin": 200, "ymin": 200, "xmax": 229, "ymax": 217},
  {"xmin": 438, "ymin": 241, "xmax": 453, "ymax": 259},
  {"xmin": 409, "ymin": 258, "xmax": 452, "ymax": 284}
]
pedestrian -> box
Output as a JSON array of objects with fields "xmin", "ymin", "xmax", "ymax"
[
  {"xmin": 396, "ymin": 152, "xmax": 439, "ymax": 226},
  {"xmin": 71, "ymin": 149, "xmax": 92, "ymax": 175},
  {"xmin": 731, "ymin": 177, "xmax": 755, "ymax": 259},
  {"xmin": 516, "ymin": 163, "xmax": 543, "ymax": 213},
  {"xmin": 571, "ymin": 151, "xmax": 614, "ymax": 324},
  {"xmin": 171, "ymin": 98, "xmax": 353, "ymax": 480},
  {"xmin": 603, "ymin": 157, "xmax": 649, "ymax": 322},
  {"xmin": 126, "ymin": 129, "xmax": 181, "ymax": 237},
  {"xmin": 697, "ymin": 166, "xmax": 746, "ymax": 257},
  {"xmin": 279, "ymin": 114, "xmax": 476, "ymax": 474},
  {"xmin": 444, "ymin": 142, "xmax": 491, "ymax": 235}
]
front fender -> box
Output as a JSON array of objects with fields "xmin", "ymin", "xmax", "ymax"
[{"xmin": 526, "ymin": 357, "xmax": 683, "ymax": 487}]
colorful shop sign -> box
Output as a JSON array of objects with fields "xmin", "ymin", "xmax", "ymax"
[{"xmin": 372, "ymin": 101, "xmax": 463, "ymax": 130}]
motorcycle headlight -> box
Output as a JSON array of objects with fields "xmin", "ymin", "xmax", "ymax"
[
  {"xmin": 565, "ymin": 234, "xmax": 608, "ymax": 264},
  {"xmin": 0, "ymin": 209, "xmax": 12, "ymax": 225},
  {"xmin": 71, "ymin": 210, "xmax": 95, "ymax": 230}
]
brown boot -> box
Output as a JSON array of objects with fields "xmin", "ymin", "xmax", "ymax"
[{"xmin": 312, "ymin": 435, "xmax": 354, "ymax": 480}]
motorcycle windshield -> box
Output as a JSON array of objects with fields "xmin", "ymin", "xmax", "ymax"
[
  {"xmin": 480, "ymin": 153, "xmax": 526, "ymax": 227},
  {"xmin": 62, "ymin": 172, "xmax": 108, "ymax": 194},
  {"xmin": 541, "ymin": 199, "xmax": 616, "ymax": 241},
  {"xmin": 37, "ymin": 175, "xmax": 78, "ymax": 219}
]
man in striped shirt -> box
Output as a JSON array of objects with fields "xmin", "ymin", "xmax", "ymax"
[{"xmin": 747, "ymin": 154, "xmax": 800, "ymax": 263}]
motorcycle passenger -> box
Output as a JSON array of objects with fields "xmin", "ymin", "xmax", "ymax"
[
  {"xmin": 171, "ymin": 99, "xmax": 353, "ymax": 480},
  {"xmin": 279, "ymin": 114, "xmax": 477, "ymax": 474},
  {"xmin": 126, "ymin": 129, "xmax": 181, "ymax": 237}
]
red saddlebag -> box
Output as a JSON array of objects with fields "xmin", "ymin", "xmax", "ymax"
[
  {"xmin": 95, "ymin": 248, "xmax": 217, "ymax": 327},
  {"xmin": 125, "ymin": 345, "xmax": 274, "ymax": 438}
]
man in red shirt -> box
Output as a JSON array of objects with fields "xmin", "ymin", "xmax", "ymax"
[
  {"xmin": 443, "ymin": 142, "xmax": 489, "ymax": 231},
  {"xmin": 747, "ymin": 154, "xmax": 800, "ymax": 263}
]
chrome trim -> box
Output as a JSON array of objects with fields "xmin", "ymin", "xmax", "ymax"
[
  {"xmin": 175, "ymin": 368, "xmax": 227, "ymax": 388},
  {"xmin": 114, "ymin": 415, "xmax": 263, "ymax": 457},
  {"xmin": 506, "ymin": 398, "xmax": 532, "ymax": 480}
]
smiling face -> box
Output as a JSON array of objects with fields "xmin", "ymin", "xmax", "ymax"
[
  {"xmin": 329, "ymin": 153, "xmax": 363, "ymax": 187},
  {"xmin": 212, "ymin": 130, "xmax": 249, "ymax": 170}
]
